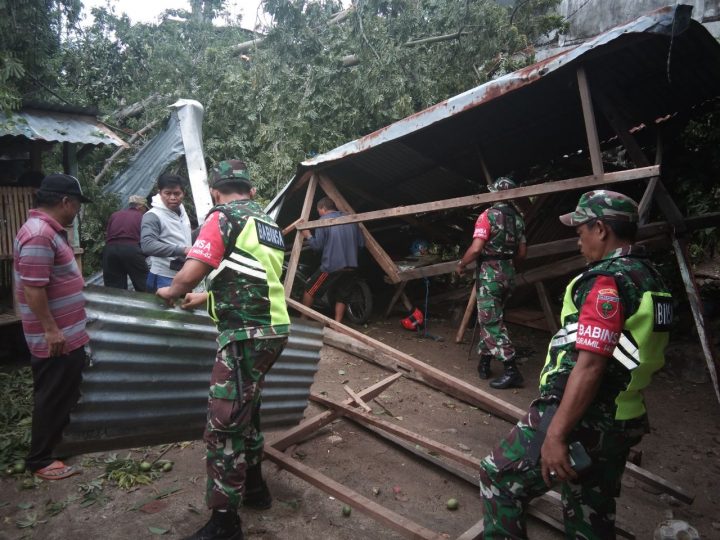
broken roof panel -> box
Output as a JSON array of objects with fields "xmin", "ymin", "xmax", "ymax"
[
  {"xmin": 0, "ymin": 107, "xmax": 126, "ymax": 147},
  {"xmin": 270, "ymin": 4, "xmax": 720, "ymax": 227}
]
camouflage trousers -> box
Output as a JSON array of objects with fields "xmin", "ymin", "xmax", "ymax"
[
  {"xmin": 479, "ymin": 399, "xmax": 645, "ymax": 539},
  {"xmin": 476, "ymin": 277, "xmax": 515, "ymax": 363},
  {"xmin": 204, "ymin": 336, "xmax": 288, "ymax": 511}
]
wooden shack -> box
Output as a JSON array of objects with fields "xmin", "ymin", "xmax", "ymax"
[{"xmin": 268, "ymin": 5, "xmax": 720, "ymax": 403}]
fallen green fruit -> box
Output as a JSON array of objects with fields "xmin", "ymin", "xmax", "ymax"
[
  {"xmin": 162, "ymin": 462, "xmax": 173, "ymax": 472},
  {"xmin": 139, "ymin": 461, "xmax": 153, "ymax": 472},
  {"xmin": 341, "ymin": 505, "xmax": 352, "ymax": 517},
  {"xmin": 446, "ymin": 498, "xmax": 459, "ymax": 511},
  {"xmin": 13, "ymin": 462, "xmax": 26, "ymax": 474}
]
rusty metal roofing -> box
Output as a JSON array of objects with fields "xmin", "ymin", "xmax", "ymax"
[
  {"xmin": 0, "ymin": 107, "xmax": 125, "ymax": 147},
  {"xmin": 269, "ymin": 4, "xmax": 720, "ymax": 231},
  {"xmin": 57, "ymin": 286, "xmax": 322, "ymax": 455}
]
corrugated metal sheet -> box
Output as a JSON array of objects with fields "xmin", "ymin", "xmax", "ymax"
[
  {"xmin": 0, "ymin": 108, "xmax": 125, "ymax": 147},
  {"xmin": 102, "ymin": 113, "xmax": 186, "ymax": 208},
  {"xmin": 57, "ymin": 286, "xmax": 322, "ymax": 455},
  {"xmin": 268, "ymin": 4, "xmax": 720, "ymax": 237}
]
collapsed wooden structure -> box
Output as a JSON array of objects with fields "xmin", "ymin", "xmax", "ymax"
[{"xmin": 263, "ymin": 5, "xmax": 719, "ymax": 538}]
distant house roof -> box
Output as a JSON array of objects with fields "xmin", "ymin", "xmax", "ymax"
[
  {"xmin": 0, "ymin": 104, "xmax": 126, "ymax": 147},
  {"xmin": 269, "ymin": 4, "xmax": 720, "ymax": 227}
]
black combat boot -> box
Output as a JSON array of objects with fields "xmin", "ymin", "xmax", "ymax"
[
  {"xmin": 489, "ymin": 360, "xmax": 524, "ymax": 389},
  {"xmin": 184, "ymin": 510, "xmax": 244, "ymax": 540},
  {"xmin": 242, "ymin": 463, "xmax": 272, "ymax": 510},
  {"xmin": 477, "ymin": 355, "xmax": 492, "ymax": 380}
]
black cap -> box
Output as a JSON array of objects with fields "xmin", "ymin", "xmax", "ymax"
[{"xmin": 39, "ymin": 174, "xmax": 92, "ymax": 203}]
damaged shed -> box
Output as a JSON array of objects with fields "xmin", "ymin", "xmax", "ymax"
[{"xmin": 271, "ymin": 4, "xmax": 720, "ymax": 403}]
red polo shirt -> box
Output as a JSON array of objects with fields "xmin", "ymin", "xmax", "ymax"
[{"xmin": 13, "ymin": 210, "xmax": 89, "ymax": 358}]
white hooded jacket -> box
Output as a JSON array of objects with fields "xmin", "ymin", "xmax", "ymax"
[{"xmin": 140, "ymin": 194, "xmax": 192, "ymax": 278}]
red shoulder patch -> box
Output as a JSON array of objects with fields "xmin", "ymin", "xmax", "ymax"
[{"xmin": 595, "ymin": 287, "xmax": 620, "ymax": 319}]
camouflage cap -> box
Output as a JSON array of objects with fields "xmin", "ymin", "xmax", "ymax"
[
  {"xmin": 559, "ymin": 190, "xmax": 638, "ymax": 226},
  {"xmin": 208, "ymin": 159, "xmax": 252, "ymax": 189},
  {"xmin": 488, "ymin": 177, "xmax": 516, "ymax": 192}
]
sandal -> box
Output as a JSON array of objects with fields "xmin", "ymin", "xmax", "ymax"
[{"xmin": 34, "ymin": 460, "xmax": 81, "ymax": 481}]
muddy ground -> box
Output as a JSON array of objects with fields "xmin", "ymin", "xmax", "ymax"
[{"xmin": 1, "ymin": 318, "xmax": 719, "ymax": 539}]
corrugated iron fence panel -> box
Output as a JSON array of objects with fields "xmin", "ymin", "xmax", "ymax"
[{"xmin": 58, "ymin": 286, "xmax": 322, "ymax": 455}]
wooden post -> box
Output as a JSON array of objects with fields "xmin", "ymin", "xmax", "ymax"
[
  {"xmin": 576, "ymin": 66, "xmax": 604, "ymax": 178},
  {"xmin": 638, "ymin": 137, "xmax": 663, "ymax": 224},
  {"xmin": 535, "ymin": 281, "xmax": 559, "ymax": 333},
  {"xmin": 455, "ymin": 286, "xmax": 477, "ymax": 343},
  {"xmin": 384, "ymin": 282, "xmax": 408, "ymax": 318},
  {"xmin": 283, "ymin": 173, "xmax": 317, "ymax": 294},
  {"xmin": 318, "ymin": 175, "xmax": 401, "ymax": 283}
]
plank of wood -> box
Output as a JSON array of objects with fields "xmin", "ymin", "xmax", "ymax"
[
  {"xmin": 577, "ymin": 66, "xmax": 604, "ymax": 178},
  {"xmin": 354, "ymin": 416, "xmax": 634, "ymax": 539},
  {"xmin": 385, "ymin": 282, "xmax": 408, "ymax": 318},
  {"xmin": 311, "ymin": 392, "xmax": 481, "ymax": 470},
  {"xmin": 318, "ymin": 175, "xmax": 401, "ymax": 283},
  {"xmin": 271, "ymin": 372, "xmax": 402, "ymax": 451},
  {"xmin": 321, "ymin": 322, "xmax": 694, "ymax": 504},
  {"xmin": 535, "ymin": 282, "xmax": 559, "ymax": 333},
  {"xmin": 297, "ymin": 166, "xmax": 659, "ymax": 231},
  {"xmin": 283, "ymin": 173, "xmax": 317, "ymax": 293},
  {"xmin": 264, "ymin": 447, "xmax": 444, "ymax": 540},
  {"xmin": 342, "ymin": 385, "xmax": 373, "ymax": 413},
  {"xmin": 302, "ymin": 302, "xmax": 528, "ymax": 424},
  {"xmin": 456, "ymin": 520, "xmax": 484, "ymax": 540},
  {"xmin": 455, "ymin": 286, "xmax": 477, "ymax": 343},
  {"xmin": 396, "ymin": 214, "xmax": 720, "ymax": 282}
]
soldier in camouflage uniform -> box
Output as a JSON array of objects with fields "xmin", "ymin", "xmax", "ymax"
[
  {"xmin": 457, "ymin": 177, "xmax": 527, "ymax": 389},
  {"xmin": 478, "ymin": 191, "xmax": 673, "ymax": 539},
  {"xmin": 158, "ymin": 160, "xmax": 290, "ymax": 540}
]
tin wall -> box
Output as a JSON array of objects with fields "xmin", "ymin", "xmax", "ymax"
[{"xmin": 57, "ymin": 286, "xmax": 322, "ymax": 455}]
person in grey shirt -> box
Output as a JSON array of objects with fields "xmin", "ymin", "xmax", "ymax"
[
  {"xmin": 300, "ymin": 196, "xmax": 364, "ymax": 322},
  {"xmin": 141, "ymin": 174, "xmax": 192, "ymax": 293}
]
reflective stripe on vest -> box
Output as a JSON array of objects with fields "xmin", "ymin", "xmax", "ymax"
[{"xmin": 207, "ymin": 216, "xmax": 290, "ymax": 328}]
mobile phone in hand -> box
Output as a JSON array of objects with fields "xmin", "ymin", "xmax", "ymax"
[{"xmin": 568, "ymin": 441, "xmax": 592, "ymax": 472}]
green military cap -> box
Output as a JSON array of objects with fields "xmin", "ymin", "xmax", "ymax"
[
  {"xmin": 488, "ymin": 177, "xmax": 516, "ymax": 192},
  {"xmin": 560, "ymin": 190, "xmax": 638, "ymax": 226},
  {"xmin": 208, "ymin": 159, "xmax": 252, "ymax": 189}
]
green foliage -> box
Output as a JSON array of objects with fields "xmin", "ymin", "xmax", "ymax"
[
  {"xmin": 103, "ymin": 453, "xmax": 159, "ymax": 490},
  {"xmin": 0, "ymin": 368, "xmax": 33, "ymax": 469},
  {"xmin": 0, "ymin": 0, "xmax": 82, "ymax": 110},
  {"xmin": 78, "ymin": 177, "xmax": 121, "ymax": 276}
]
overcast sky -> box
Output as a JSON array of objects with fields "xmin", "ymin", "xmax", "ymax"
[{"xmin": 81, "ymin": 0, "xmax": 271, "ymax": 30}]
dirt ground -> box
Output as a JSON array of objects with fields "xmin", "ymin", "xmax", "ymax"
[{"xmin": 1, "ymin": 317, "xmax": 719, "ymax": 540}]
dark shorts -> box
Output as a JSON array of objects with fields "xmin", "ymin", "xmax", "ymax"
[{"xmin": 305, "ymin": 268, "xmax": 356, "ymax": 303}]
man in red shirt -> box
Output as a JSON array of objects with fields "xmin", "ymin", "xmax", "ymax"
[
  {"xmin": 103, "ymin": 194, "xmax": 149, "ymax": 291},
  {"xmin": 13, "ymin": 173, "xmax": 91, "ymax": 481}
]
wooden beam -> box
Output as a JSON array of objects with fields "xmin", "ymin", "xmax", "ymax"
[
  {"xmin": 264, "ymin": 447, "xmax": 443, "ymax": 540},
  {"xmin": 384, "ymin": 282, "xmax": 408, "ymax": 317},
  {"xmin": 271, "ymin": 372, "xmax": 402, "ymax": 451},
  {"xmin": 282, "ymin": 218, "xmax": 302, "ymax": 236},
  {"xmin": 637, "ymin": 138, "xmax": 662, "ymax": 224},
  {"xmin": 283, "ymin": 174, "xmax": 317, "ymax": 293},
  {"xmin": 394, "ymin": 213, "xmax": 720, "ymax": 283},
  {"xmin": 297, "ymin": 301, "xmax": 528, "ymax": 422},
  {"xmin": 670, "ymin": 234, "xmax": 720, "ymax": 406},
  {"xmin": 455, "ymin": 286, "xmax": 477, "ymax": 343},
  {"xmin": 535, "ymin": 282, "xmax": 559, "ymax": 333},
  {"xmin": 298, "ymin": 167, "xmax": 660, "ymax": 230},
  {"xmin": 311, "ymin": 393, "xmax": 481, "ymax": 469},
  {"xmin": 317, "ymin": 174, "xmax": 401, "ymax": 283},
  {"xmin": 321, "ymin": 323, "xmax": 694, "ymax": 504},
  {"xmin": 576, "ymin": 66, "xmax": 604, "ymax": 178},
  {"xmin": 342, "ymin": 385, "xmax": 373, "ymax": 413},
  {"xmin": 352, "ymin": 415, "xmax": 634, "ymax": 539}
]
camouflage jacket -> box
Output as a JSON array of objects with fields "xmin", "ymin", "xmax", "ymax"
[{"xmin": 474, "ymin": 202, "xmax": 525, "ymax": 284}]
